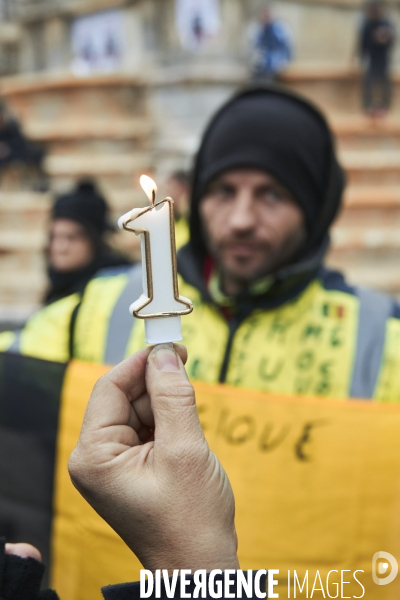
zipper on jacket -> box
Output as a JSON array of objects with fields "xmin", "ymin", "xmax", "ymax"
[{"xmin": 218, "ymin": 318, "xmax": 239, "ymax": 383}]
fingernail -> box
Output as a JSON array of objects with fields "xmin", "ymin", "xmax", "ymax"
[{"xmin": 153, "ymin": 346, "xmax": 180, "ymax": 372}]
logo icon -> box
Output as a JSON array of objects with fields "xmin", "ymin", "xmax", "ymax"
[{"xmin": 372, "ymin": 552, "xmax": 398, "ymax": 585}]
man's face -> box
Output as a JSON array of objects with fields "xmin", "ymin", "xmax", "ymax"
[
  {"xmin": 199, "ymin": 169, "xmax": 306, "ymax": 294},
  {"xmin": 260, "ymin": 8, "xmax": 272, "ymax": 24}
]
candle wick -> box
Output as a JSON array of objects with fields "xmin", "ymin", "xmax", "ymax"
[{"xmin": 151, "ymin": 189, "xmax": 155, "ymax": 206}]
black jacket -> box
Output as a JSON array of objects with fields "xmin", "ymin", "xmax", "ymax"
[
  {"xmin": 360, "ymin": 17, "xmax": 395, "ymax": 71},
  {"xmin": 0, "ymin": 540, "xmax": 266, "ymax": 600}
]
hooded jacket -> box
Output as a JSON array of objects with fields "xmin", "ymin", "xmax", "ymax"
[
  {"xmin": 1, "ymin": 87, "xmax": 400, "ymax": 401},
  {"xmin": 45, "ymin": 180, "xmax": 131, "ymax": 305}
]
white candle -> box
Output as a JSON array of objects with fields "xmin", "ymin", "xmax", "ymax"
[{"xmin": 118, "ymin": 175, "xmax": 193, "ymax": 344}]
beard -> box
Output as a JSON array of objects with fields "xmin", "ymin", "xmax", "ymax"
[{"xmin": 204, "ymin": 230, "xmax": 307, "ymax": 295}]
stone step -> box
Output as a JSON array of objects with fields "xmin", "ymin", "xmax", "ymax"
[
  {"xmin": 340, "ymin": 149, "xmax": 400, "ymax": 186},
  {"xmin": 331, "ymin": 226, "xmax": 400, "ymax": 250},
  {"xmin": 23, "ymin": 118, "xmax": 152, "ymax": 142},
  {"xmin": 44, "ymin": 153, "xmax": 153, "ymax": 177},
  {"xmin": 340, "ymin": 149, "xmax": 400, "ymax": 170},
  {"xmin": 326, "ymin": 254, "xmax": 400, "ymax": 296},
  {"xmin": 41, "ymin": 139, "xmax": 149, "ymax": 158},
  {"xmin": 0, "ymin": 74, "xmax": 148, "ymax": 128},
  {"xmin": 48, "ymin": 175, "xmax": 150, "ymax": 195},
  {"xmin": 282, "ymin": 67, "xmax": 400, "ymax": 115},
  {"xmin": 344, "ymin": 185, "xmax": 400, "ymax": 207},
  {"xmin": 108, "ymin": 189, "xmax": 148, "ymax": 211},
  {"xmin": 0, "ymin": 269, "xmax": 46, "ymax": 290},
  {"xmin": 335, "ymin": 121, "xmax": 400, "ymax": 154},
  {"xmin": 0, "ymin": 189, "xmax": 145, "ymax": 229},
  {"xmin": 331, "ymin": 116, "xmax": 400, "ymax": 138},
  {"xmin": 0, "ymin": 230, "xmax": 46, "ymax": 251},
  {"xmin": 0, "ymin": 192, "xmax": 50, "ymax": 234},
  {"xmin": 0, "ymin": 296, "xmax": 43, "ymax": 316},
  {"xmin": 0, "ymin": 271, "xmax": 46, "ymax": 312},
  {"xmin": 336, "ymin": 207, "xmax": 400, "ymax": 229},
  {"xmin": 336, "ymin": 140, "xmax": 400, "ymax": 155},
  {"xmin": 346, "ymin": 170, "xmax": 400, "ymax": 186},
  {"xmin": 0, "ymin": 250, "xmax": 44, "ymax": 273},
  {"xmin": 0, "ymin": 191, "xmax": 51, "ymax": 209}
]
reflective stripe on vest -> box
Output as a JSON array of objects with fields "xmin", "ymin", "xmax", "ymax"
[
  {"xmin": 350, "ymin": 287, "xmax": 394, "ymax": 399},
  {"xmin": 102, "ymin": 273, "xmax": 394, "ymax": 394},
  {"xmin": 7, "ymin": 330, "xmax": 22, "ymax": 353},
  {"xmin": 104, "ymin": 264, "xmax": 143, "ymax": 365}
]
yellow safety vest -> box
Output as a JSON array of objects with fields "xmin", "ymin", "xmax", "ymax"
[
  {"xmin": 1, "ymin": 263, "xmax": 400, "ymax": 401},
  {"xmin": 174, "ymin": 216, "xmax": 190, "ymax": 250}
]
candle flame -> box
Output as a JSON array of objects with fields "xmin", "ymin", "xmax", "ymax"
[{"xmin": 140, "ymin": 174, "xmax": 157, "ymax": 204}]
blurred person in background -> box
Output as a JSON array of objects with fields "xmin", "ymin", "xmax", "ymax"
[
  {"xmin": 0, "ymin": 103, "xmax": 44, "ymax": 169},
  {"xmin": 1, "ymin": 86, "xmax": 400, "ymax": 402},
  {"xmin": 164, "ymin": 169, "xmax": 191, "ymax": 249},
  {"xmin": 45, "ymin": 180, "xmax": 131, "ymax": 305},
  {"xmin": 358, "ymin": 0, "xmax": 395, "ymax": 117},
  {"xmin": 0, "ymin": 100, "xmax": 46, "ymax": 191},
  {"xmin": 250, "ymin": 6, "xmax": 292, "ymax": 82}
]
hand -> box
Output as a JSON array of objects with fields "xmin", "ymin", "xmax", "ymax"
[
  {"xmin": 5, "ymin": 543, "xmax": 42, "ymax": 562},
  {"xmin": 68, "ymin": 344, "xmax": 239, "ymax": 573}
]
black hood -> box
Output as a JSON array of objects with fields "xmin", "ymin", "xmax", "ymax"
[
  {"xmin": 52, "ymin": 180, "xmax": 114, "ymax": 235},
  {"xmin": 188, "ymin": 85, "xmax": 345, "ymax": 267}
]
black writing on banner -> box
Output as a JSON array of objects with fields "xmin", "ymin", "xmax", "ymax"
[{"xmin": 198, "ymin": 404, "xmax": 329, "ymax": 461}]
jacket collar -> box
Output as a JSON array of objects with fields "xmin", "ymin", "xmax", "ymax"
[{"xmin": 177, "ymin": 236, "xmax": 330, "ymax": 312}]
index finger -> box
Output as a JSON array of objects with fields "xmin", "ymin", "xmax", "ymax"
[
  {"xmin": 80, "ymin": 344, "xmax": 188, "ymax": 433},
  {"xmin": 81, "ymin": 346, "xmax": 152, "ymax": 434}
]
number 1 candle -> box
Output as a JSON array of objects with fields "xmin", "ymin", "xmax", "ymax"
[{"xmin": 118, "ymin": 175, "xmax": 193, "ymax": 345}]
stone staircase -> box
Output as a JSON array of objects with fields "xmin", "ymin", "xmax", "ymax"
[
  {"xmin": 327, "ymin": 115, "xmax": 400, "ymax": 296},
  {"xmin": 0, "ymin": 74, "xmax": 153, "ymax": 324},
  {"xmin": 277, "ymin": 67, "xmax": 400, "ymax": 296},
  {"xmin": 0, "ymin": 191, "xmax": 49, "ymax": 322},
  {"xmin": 0, "ymin": 68, "xmax": 400, "ymax": 325}
]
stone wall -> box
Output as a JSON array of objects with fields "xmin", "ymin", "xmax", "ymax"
[{"xmin": 3, "ymin": 0, "xmax": 400, "ymax": 76}]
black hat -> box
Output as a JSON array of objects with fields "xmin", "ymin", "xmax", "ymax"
[
  {"xmin": 52, "ymin": 180, "xmax": 112, "ymax": 235},
  {"xmin": 189, "ymin": 85, "xmax": 345, "ymax": 261}
]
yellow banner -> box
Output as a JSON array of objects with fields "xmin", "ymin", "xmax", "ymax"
[{"xmin": 51, "ymin": 361, "xmax": 400, "ymax": 599}]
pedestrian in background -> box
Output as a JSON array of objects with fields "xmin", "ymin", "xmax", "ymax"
[
  {"xmin": 251, "ymin": 6, "xmax": 292, "ymax": 82},
  {"xmin": 0, "ymin": 101, "xmax": 46, "ymax": 192},
  {"xmin": 359, "ymin": 1, "xmax": 395, "ymax": 117}
]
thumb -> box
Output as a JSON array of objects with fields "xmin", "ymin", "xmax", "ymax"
[{"xmin": 146, "ymin": 344, "xmax": 205, "ymax": 448}]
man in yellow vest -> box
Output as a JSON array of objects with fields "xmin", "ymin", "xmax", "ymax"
[{"xmin": 1, "ymin": 86, "xmax": 400, "ymax": 401}]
